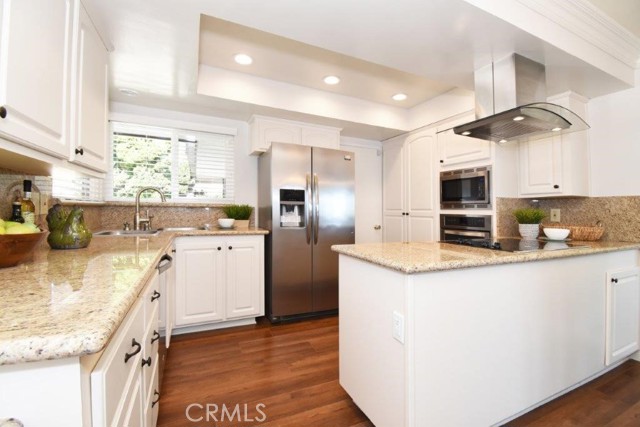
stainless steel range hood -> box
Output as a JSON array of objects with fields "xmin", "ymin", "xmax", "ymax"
[{"xmin": 453, "ymin": 54, "xmax": 589, "ymax": 143}]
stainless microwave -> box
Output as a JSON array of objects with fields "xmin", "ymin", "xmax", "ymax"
[{"xmin": 440, "ymin": 166, "xmax": 491, "ymax": 209}]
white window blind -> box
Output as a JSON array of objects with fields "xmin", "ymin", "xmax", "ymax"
[
  {"xmin": 107, "ymin": 122, "xmax": 235, "ymax": 202},
  {"xmin": 52, "ymin": 167, "xmax": 104, "ymax": 202}
]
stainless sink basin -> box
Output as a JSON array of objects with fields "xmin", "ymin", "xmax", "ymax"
[
  {"xmin": 93, "ymin": 229, "xmax": 161, "ymax": 237},
  {"xmin": 157, "ymin": 226, "xmax": 208, "ymax": 232}
]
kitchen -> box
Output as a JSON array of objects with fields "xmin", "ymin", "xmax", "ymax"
[{"xmin": 1, "ymin": 0, "xmax": 640, "ymax": 426}]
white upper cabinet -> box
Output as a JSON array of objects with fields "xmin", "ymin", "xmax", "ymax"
[
  {"xmin": 0, "ymin": 0, "xmax": 74, "ymax": 158},
  {"xmin": 518, "ymin": 93, "xmax": 589, "ymax": 198},
  {"xmin": 69, "ymin": 2, "xmax": 109, "ymax": 172},
  {"xmin": 249, "ymin": 115, "xmax": 340, "ymax": 154},
  {"xmin": 437, "ymin": 112, "xmax": 492, "ymax": 168}
]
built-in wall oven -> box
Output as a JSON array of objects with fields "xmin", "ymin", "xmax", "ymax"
[
  {"xmin": 440, "ymin": 166, "xmax": 491, "ymax": 209},
  {"xmin": 440, "ymin": 214, "xmax": 492, "ymax": 242}
]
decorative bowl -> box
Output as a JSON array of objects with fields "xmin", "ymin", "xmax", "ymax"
[
  {"xmin": 217, "ymin": 218, "xmax": 235, "ymax": 229},
  {"xmin": 0, "ymin": 231, "xmax": 47, "ymax": 268},
  {"xmin": 543, "ymin": 227, "xmax": 570, "ymax": 241}
]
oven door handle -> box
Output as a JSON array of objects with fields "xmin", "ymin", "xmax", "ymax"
[{"xmin": 443, "ymin": 230, "xmax": 489, "ymax": 238}]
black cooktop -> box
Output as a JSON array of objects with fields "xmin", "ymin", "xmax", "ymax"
[{"xmin": 441, "ymin": 238, "xmax": 590, "ymax": 253}]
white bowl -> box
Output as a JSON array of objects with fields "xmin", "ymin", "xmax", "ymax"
[
  {"xmin": 543, "ymin": 227, "xmax": 570, "ymax": 240},
  {"xmin": 217, "ymin": 218, "xmax": 235, "ymax": 229}
]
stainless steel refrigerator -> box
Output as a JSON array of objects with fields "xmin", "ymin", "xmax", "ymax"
[{"xmin": 258, "ymin": 142, "xmax": 355, "ymax": 321}]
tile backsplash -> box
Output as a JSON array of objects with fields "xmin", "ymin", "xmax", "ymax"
[{"xmin": 497, "ymin": 196, "xmax": 640, "ymax": 242}]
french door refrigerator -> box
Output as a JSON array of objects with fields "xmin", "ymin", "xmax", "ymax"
[{"xmin": 258, "ymin": 142, "xmax": 355, "ymax": 321}]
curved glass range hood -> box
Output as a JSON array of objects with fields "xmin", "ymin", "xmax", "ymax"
[{"xmin": 453, "ymin": 102, "xmax": 590, "ymax": 143}]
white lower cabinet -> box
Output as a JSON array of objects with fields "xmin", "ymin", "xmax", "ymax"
[
  {"xmin": 606, "ymin": 267, "xmax": 640, "ymax": 365},
  {"xmin": 91, "ymin": 270, "xmax": 161, "ymax": 427},
  {"xmin": 175, "ymin": 235, "xmax": 264, "ymax": 328}
]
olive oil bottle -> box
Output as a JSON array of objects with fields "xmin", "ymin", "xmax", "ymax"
[{"xmin": 21, "ymin": 180, "xmax": 36, "ymax": 224}]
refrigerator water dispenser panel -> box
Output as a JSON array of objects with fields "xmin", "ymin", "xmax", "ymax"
[{"xmin": 279, "ymin": 189, "xmax": 305, "ymax": 227}]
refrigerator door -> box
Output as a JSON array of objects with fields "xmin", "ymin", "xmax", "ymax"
[
  {"xmin": 311, "ymin": 147, "xmax": 355, "ymax": 312},
  {"xmin": 269, "ymin": 143, "xmax": 313, "ymax": 318}
]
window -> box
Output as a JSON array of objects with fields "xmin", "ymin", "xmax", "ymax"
[
  {"xmin": 107, "ymin": 122, "xmax": 235, "ymax": 202},
  {"xmin": 52, "ymin": 168, "xmax": 103, "ymax": 202}
]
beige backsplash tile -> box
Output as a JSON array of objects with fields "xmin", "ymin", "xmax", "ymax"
[{"xmin": 497, "ymin": 196, "xmax": 640, "ymax": 242}]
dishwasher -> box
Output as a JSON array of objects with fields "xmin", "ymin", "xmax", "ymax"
[{"xmin": 156, "ymin": 249, "xmax": 174, "ymax": 390}]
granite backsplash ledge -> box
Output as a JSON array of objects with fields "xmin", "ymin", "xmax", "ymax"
[{"xmin": 497, "ymin": 196, "xmax": 640, "ymax": 242}]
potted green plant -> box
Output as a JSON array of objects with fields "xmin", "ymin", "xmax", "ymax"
[
  {"xmin": 513, "ymin": 207, "xmax": 546, "ymax": 239},
  {"xmin": 221, "ymin": 204, "xmax": 254, "ymax": 229}
]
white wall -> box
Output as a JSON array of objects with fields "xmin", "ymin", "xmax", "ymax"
[
  {"xmin": 109, "ymin": 102, "xmax": 257, "ymax": 207},
  {"xmin": 588, "ymin": 70, "xmax": 640, "ymax": 196}
]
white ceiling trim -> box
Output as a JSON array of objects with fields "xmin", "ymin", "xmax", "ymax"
[{"xmin": 519, "ymin": 0, "xmax": 640, "ymax": 69}]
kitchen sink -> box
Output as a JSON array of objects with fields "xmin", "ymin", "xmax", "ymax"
[
  {"xmin": 157, "ymin": 226, "xmax": 208, "ymax": 232},
  {"xmin": 93, "ymin": 230, "xmax": 161, "ymax": 237}
]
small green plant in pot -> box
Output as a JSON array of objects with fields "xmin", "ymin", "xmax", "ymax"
[
  {"xmin": 513, "ymin": 208, "xmax": 546, "ymax": 239},
  {"xmin": 221, "ymin": 204, "xmax": 253, "ymax": 229}
]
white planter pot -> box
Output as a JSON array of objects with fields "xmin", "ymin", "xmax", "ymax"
[{"xmin": 519, "ymin": 223, "xmax": 540, "ymax": 239}]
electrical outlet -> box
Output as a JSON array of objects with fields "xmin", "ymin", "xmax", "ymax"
[
  {"xmin": 550, "ymin": 209, "xmax": 561, "ymax": 222},
  {"xmin": 392, "ymin": 311, "xmax": 405, "ymax": 344}
]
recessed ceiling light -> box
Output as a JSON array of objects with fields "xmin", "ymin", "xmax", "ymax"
[
  {"xmin": 323, "ymin": 75, "xmax": 340, "ymax": 85},
  {"xmin": 119, "ymin": 88, "xmax": 139, "ymax": 97},
  {"xmin": 513, "ymin": 116, "xmax": 525, "ymax": 121},
  {"xmin": 551, "ymin": 127, "xmax": 562, "ymax": 132},
  {"xmin": 461, "ymin": 131, "xmax": 471, "ymax": 136},
  {"xmin": 392, "ymin": 93, "xmax": 407, "ymax": 101},
  {"xmin": 499, "ymin": 139, "xmax": 508, "ymax": 144},
  {"xmin": 234, "ymin": 54, "xmax": 253, "ymax": 65}
]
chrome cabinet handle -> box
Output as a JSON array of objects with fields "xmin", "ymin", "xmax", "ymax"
[
  {"xmin": 305, "ymin": 174, "xmax": 312, "ymax": 244},
  {"xmin": 124, "ymin": 338, "xmax": 142, "ymax": 363},
  {"xmin": 313, "ymin": 174, "xmax": 319, "ymax": 245}
]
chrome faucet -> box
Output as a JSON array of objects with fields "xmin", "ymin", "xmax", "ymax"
[{"xmin": 134, "ymin": 187, "xmax": 166, "ymax": 230}]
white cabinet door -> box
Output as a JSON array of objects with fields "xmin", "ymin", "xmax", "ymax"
[
  {"xmin": 438, "ymin": 129, "xmax": 492, "ymax": 167},
  {"xmin": 69, "ymin": 3, "xmax": 108, "ymax": 172},
  {"xmin": 383, "ymin": 132, "xmax": 436, "ymax": 243},
  {"xmin": 0, "ymin": 0, "xmax": 73, "ymax": 158},
  {"xmin": 175, "ymin": 239, "xmax": 225, "ymax": 326},
  {"xmin": 606, "ymin": 267, "xmax": 640, "ymax": 365},
  {"xmin": 225, "ymin": 236, "xmax": 263, "ymax": 319},
  {"xmin": 518, "ymin": 135, "xmax": 563, "ymax": 196},
  {"xmin": 300, "ymin": 126, "xmax": 340, "ymax": 149},
  {"xmin": 406, "ymin": 132, "xmax": 436, "ymax": 242},
  {"xmin": 250, "ymin": 117, "xmax": 301, "ymax": 153}
]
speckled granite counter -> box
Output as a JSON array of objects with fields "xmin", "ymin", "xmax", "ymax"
[
  {"xmin": 0, "ymin": 228, "xmax": 268, "ymax": 366},
  {"xmin": 331, "ymin": 240, "xmax": 640, "ymax": 274}
]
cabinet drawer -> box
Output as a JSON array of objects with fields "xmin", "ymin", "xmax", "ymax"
[
  {"xmin": 144, "ymin": 359, "xmax": 160, "ymax": 427},
  {"xmin": 91, "ymin": 302, "xmax": 145, "ymax": 427}
]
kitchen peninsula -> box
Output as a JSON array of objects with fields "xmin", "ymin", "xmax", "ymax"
[{"xmin": 333, "ymin": 241, "xmax": 640, "ymax": 427}]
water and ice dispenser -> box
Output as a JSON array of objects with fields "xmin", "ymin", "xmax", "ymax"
[{"xmin": 279, "ymin": 189, "xmax": 305, "ymax": 227}]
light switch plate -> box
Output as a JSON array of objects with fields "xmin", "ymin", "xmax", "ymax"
[{"xmin": 550, "ymin": 209, "xmax": 561, "ymax": 222}]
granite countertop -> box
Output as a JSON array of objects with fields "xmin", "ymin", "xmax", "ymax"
[
  {"xmin": 0, "ymin": 228, "xmax": 268, "ymax": 366},
  {"xmin": 331, "ymin": 240, "xmax": 640, "ymax": 274}
]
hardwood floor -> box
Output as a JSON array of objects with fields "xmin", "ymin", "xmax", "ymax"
[
  {"xmin": 158, "ymin": 315, "xmax": 640, "ymax": 427},
  {"xmin": 157, "ymin": 316, "xmax": 373, "ymax": 427}
]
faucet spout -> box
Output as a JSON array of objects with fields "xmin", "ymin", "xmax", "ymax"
[{"xmin": 134, "ymin": 187, "xmax": 167, "ymax": 230}]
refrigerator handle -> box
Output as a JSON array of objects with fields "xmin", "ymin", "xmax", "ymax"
[
  {"xmin": 313, "ymin": 173, "xmax": 319, "ymax": 244},
  {"xmin": 305, "ymin": 174, "xmax": 312, "ymax": 244}
]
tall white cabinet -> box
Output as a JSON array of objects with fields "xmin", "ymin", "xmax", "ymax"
[{"xmin": 383, "ymin": 130, "xmax": 436, "ymax": 243}]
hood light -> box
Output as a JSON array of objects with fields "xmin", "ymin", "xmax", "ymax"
[
  {"xmin": 392, "ymin": 93, "xmax": 407, "ymax": 101},
  {"xmin": 551, "ymin": 127, "xmax": 562, "ymax": 132},
  {"xmin": 461, "ymin": 131, "xmax": 471, "ymax": 136},
  {"xmin": 498, "ymin": 139, "xmax": 508, "ymax": 144},
  {"xmin": 513, "ymin": 116, "xmax": 525, "ymax": 121},
  {"xmin": 234, "ymin": 54, "xmax": 253, "ymax": 65}
]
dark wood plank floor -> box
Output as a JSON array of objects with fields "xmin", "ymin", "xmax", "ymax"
[{"xmin": 158, "ymin": 315, "xmax": 640, "ymax": 427}]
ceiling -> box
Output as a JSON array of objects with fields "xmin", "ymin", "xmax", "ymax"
[{"xmin": 86, "ymin": 0, "xmax": 640, "ymax": 141}]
